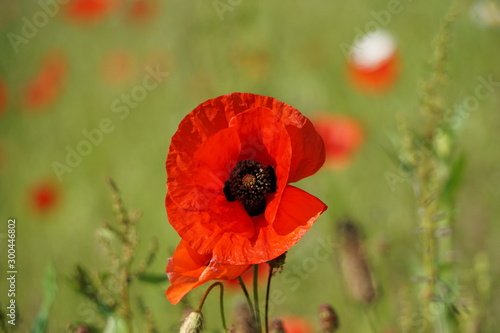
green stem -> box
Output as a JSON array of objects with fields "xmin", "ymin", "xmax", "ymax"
[
  {"xmin": 363, "ymin": 307, "xmax": 379, "ymax": 333},
  {"xmin": 238, "ymin": 276, "xmax": 256, "ymax": 319},
  {"xmin": 253, "ymin": 265, "xmax": 262, "ymax": 333},
  {"xmin": 198, "ymin": 282, "xmax": 227, "ymax": 331},
  {"xmin": 264, "ymin": 265, "xmax": 274, "ymax": 333}
]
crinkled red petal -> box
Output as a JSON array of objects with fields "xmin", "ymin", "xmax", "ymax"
[{"xmin": 166, "ymin": 240, "xmax": 249, "ymax": 305}]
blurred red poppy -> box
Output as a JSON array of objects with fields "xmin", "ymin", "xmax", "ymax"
[
  {"xmin": 0, "ymin": 79, "xmax": 6, "ymax": 115},
  {"xmin": 101, "ymin": 50, "xmax": 134, "ymax": 86},
  {"xmin": 24, "ymin": 53, "xmax": 67, "ymax": 111},
  {"xmin": 30, "ymin": 181, "xmax": 60, "ymax": 214},
  {"xmin": 224, "ymin": 263, "xmax": 269, "ymax": 290},
  {"xmin": 128, "ymin": 0, "xmax": 157, "ymax": 21},
  {"xmin": 166, "ymin": 240, "xmax": 250, "ymax": 305},
  {"xmin": 313, "ymin": 115, "xmax": 364, "ymax": 169},
  {"xmin": 348, "ymin": 30, "xmax": 400, "ymax": 93},
  {"xmin": 166, "ymin": 93, "xmax": 327, "ymax": 265},
  {"xmin": 280, "ymin": 316, "xmax": 314, "ymax": 333},
  {"xmin": 66, "ymin": 0, "xmax": 119, "ymax": 23}
]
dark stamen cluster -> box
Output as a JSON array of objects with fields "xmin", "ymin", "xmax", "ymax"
[{"xmin": 223, "ymin": 159, "xmax": 277, "ymax": 217}]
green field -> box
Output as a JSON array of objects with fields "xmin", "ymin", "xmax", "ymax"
[{"xmin": 1, "ymin": 0, "xmax": 499, "ymax": 332}]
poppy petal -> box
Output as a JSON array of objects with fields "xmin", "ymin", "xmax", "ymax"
[
  {"xmin": 169, "ymin": 92, "xmax": 324, "ymax": 183},
  {"xmin": 313, "ymin": 114, "xmax": 364, "ymax": 169},
  {"xmin": 272, "ymin": 185, "xmax": 327, "ymax": 236},
  {"xmin": 222, "ymin": 93, "xmax": 325, "ymax": 183},
  {"xmin": 285, "ymin": 121, "xmax": 326, "ymax": 183},
  {"xmin": 211, "ymin": 186, "xmax": 325, "ymax": 264},
  {"xmin": 228, "ymin": 107, "xmax": 292, "ymax": 223},
  {"xmin": 166, "ymin": 240, "xmax": 249, "ymax": 305},
  {"xmin": 167, "ymin": 127, "xmax": 241, "ymax": 212}
]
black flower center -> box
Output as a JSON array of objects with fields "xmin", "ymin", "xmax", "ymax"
[{"xmin": 223, "ymin": 159, "xmax": 277, "ymax": 217}]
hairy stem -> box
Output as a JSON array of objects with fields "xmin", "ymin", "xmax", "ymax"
[{"xmin": 198, "ymin": 282, "xmax": 227, "ymax": 331}]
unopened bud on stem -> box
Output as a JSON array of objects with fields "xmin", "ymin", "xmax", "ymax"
[
  {"xmin": 180, "ymin": 311, "xmax": 204, "ymax": 333},
  {"xmin": 337, "ymin": 218, "xmax": 377, "ymax": 304},
  {"xmin": 318, "ymin": 303, "xmax": 339, "ymax": 332},
  {"xmin": 269, "ymin": 318, "xmax": 286, "ymax": 333},
  {"xmin": 268, "ymin": 252, "xmax": 287, "ymax": 275}
]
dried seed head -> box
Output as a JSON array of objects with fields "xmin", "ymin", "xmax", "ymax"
[
  {"xmin": 318, "ymin": 303, "xmax": 339, "ymax": 332},
  {"xmin": 337, "ymin": 218, "xmax": 377, "ymax": 304},
  {"xmin": 268, "ymin": 252, "xmax": 287, "ymax": 275},
  {"xmin": 231, "ymin": 301, "xmax": 259, "ymax": 333},
  {"xmin": 180, "ymin": 311, "xmax": 204, "ymax": 333},
  {"xmin": 269, "ymin": 318, "xmax": 286, "ymax": 333}
]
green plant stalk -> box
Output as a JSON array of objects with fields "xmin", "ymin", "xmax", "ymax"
[
  {"xmin": 119, "ymin": 242, "xmax": 134, "ymax": 333},
  {"xmin": 107, "ymin": 178, "xmax": 134, "ymax": 333},
  {"xmin": 264, "ymin": 266, "xmax": 274, "ymax": 333},
  {"xmin": 414, "ymin": 7, "xmax": 458, "ymax": 331},
  {"xmin": 238, "ymin": 276, "xmax": 256, "ymax": 320},
  {"xmin": 197, "ymin": 282, "xmax": 227, "ymax": 331},
  {"xmin": 253, "ymin": 265, "xmax": 262, "ymax": 333},
  {"xmin": 420, "ymin": 190, "xmax": 438, "ymax": 304}
]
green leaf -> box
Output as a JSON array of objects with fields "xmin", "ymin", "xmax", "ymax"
[
  {"xmin": 31, "ymin": 265, "xmax": 58, "ymax": 333},
  {"xmin": 137, "ymin": 273, "xmax": 168, "ymax": 284}
]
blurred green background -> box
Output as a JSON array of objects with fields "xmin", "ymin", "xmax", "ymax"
[{"xmin": 1, "ymin": 0, "xmax": 499, "ymax": 332}]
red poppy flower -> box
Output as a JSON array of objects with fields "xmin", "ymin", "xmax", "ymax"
[
  {"xmin": 348, "ymin": 30, "xmax": 400, "ymax": 93},
  {"xmin": 66, "ymin": 0, "xmax": 119, "ymax": 23},
  {"xmin": 0, "ymin": 79, "xmax": 6, "ymax": 115},
  {"xmin": 166, "ymin": 93, "xmax": 327, "ymax": 265},
  {"xmin": 224, "ymin": 263, "xmax": 269, "ymax": 290},
  {"xmin": 313, "ymin": 114, "xmax": 364, "ymax": 169},
  {"xmin": 128, "ymin": 0, "xmax": 157, "ymax": 21},
  {"xmin": 30, "ymin": 180, "xmax": 60, "ymax": 214},
  {"xmin": 280, "ymin": 316, "xmax": 313, "ymax": 333},
  {"xmin": 24, "ymin": 53, "xmax": 67, "ymax": 111},
  {"xmin": 166, "ymin": 240, "xmax": 250, "ymax": 305}
]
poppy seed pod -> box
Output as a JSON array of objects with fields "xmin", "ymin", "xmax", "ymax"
[
  {"xmin": 268, "ymin": 251, "xmax": 287, "ymax": 275},
  {"xmin": 180, "ymin": 311, "xmax": 204, "ymax": 333},
  {"xmin": 231, "ymin": 302, "xmax": 259, "ymax": 333},
  {"xmin": 269, "ymin": 318, "xmax": 286, "ymax": 333},
  {"xmin": 318, "ymin": 303, "xmax": 339, "ymax": 332},
  {"xmin": 337, "ymin": 219, "xmax": 377, "ymax": 304}
]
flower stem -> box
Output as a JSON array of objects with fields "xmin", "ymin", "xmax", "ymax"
[
  {"xmin": 253, "ymin": 265, "xmax": 262, "ymax": 332},
  {"xmin": 198, "ymin": 282, "xmax": 227, "ymax": 331},
  {"xmin": 238, "ymin": 276, "xmax": 256, "ymax": 319},
  {"xmin": 264, "ymin": 265, "xmax": 274, "ymax": 333}
]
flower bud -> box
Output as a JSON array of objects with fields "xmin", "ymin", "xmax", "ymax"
[
  {"xmin": 269, "ymin": 318, "xmax": 286, "ymax": 333},
  {"xmin": 268, "ymin": 252, "xmax": 287, "ymax": 275},
  {"xmin": 75, "ymin": 326, "xmax": 89, "ymax": 333},
  {"xmin": 180, "ymin": 311, "xmax": 204, "ymax": 333},
  {"xmin": 337, "ymin": 218, "xmax": 376, "ymax": 304},
  {"xmin": 318, "ymin": 303, "xmax": 339, "ymax": 332}
]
